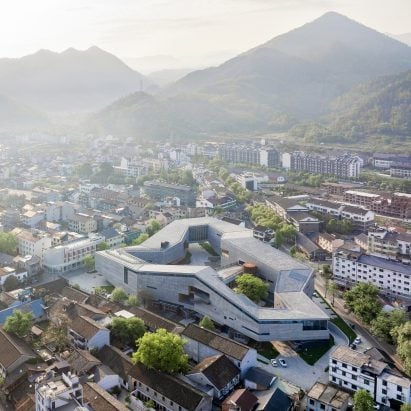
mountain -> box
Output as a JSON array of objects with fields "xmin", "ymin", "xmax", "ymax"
[
  {"xmin": 148, "ymin": 69, "xmax": 195, "ymax": 87},
  {"xmin": 0, "ymin": 94, "xmax": 47, "ymax": 129},
  {"xmin": 0, "ymin": 47, "xmax": 154, "ymax": 112},
  {"xmin": 91, "ymin": 12, "xmax": 411, "ymax": 139}
]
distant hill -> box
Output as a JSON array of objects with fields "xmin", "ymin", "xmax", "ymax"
[
  {"xmin": 0, "ymin": 94, "xmax": 47, "ymax": 129},
  {"xmin": 148, "ymin": 69, "xmax": 194, "ymax": 87},
  {"xmin": 92, "ymin": 12, "xmax": 411, "ymax": 139},
  {"xmin": 0, "ymin": 47, "xmax": 154, "ymax": 112}
]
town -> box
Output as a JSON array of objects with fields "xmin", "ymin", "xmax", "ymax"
[{"xmin": 0, "ymin": 135, "xmax": 409, "ymax": 411}]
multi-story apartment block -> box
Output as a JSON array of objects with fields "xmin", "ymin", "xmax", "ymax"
[
  {"xmin": 282, "ymin": 152, "xmax": 362, "ymax": 178},
  {"xmin": 367, "ymin": 229, "xmax": 411, "ymax": 262},
  {"xmin": 43, "ymin": 234, "xmax": 104, "ymax": 273},
  {"xmin": 390, "ymin": 161, "xmax": 411, "ymax": 178},
  {"xmin": 329, "ymin": 346, "xmax": 411, "ymax": 408},
  {"xmin": 12, "ymin": 228, "xmax": 53, "ymax": 260},
  {"xmin": 113, "ymin": 157, "xmax": 147, "ymax": 178},
  {"xmin": 218, "ymin": 144, "xmax": 279, "ymax": 168},
  {"xmin": 373, "ymin": 153, "xmax": 411, "ymax": 169},
  {"xmin": 20, "ymin": 209, "xmax": 45, "ymax": 228},
  {"xmin": 68, "ymin": 213, "xmax": 97, "ymax": 234},
  {"xmin": 143, "ymin": 180, "xmax": 196, "ymax": 206},
  {"xmin": 35, "ymin": 372, "xmax": 83, "ymax": 411},
  {"xmin": 333, "ymin": 249, "xmax": 411, "ymax": 300},
  {"xmin": 343, "ymin": 190, "xmax": 381, "ymax": 207}
]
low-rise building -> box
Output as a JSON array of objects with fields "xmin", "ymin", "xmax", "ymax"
[
  {"xmin": 222, "ymin": 388, "xmax": 258, "ymax": 411},
  {"xmin": 13, "ymin": 228, "xmax": 53, "ymax": 260},
  {"xmin": 333, "ymin": 249, "xmax": 411, "ymax": 300},
  {"xmin": 187, "ymin": 354, "xmax": 241, "ymax": 399},
  {"xmin": 68, "ymin": 315, "xmax": 110, "ymax": 350},
  {"xmin": 306, "ymin": 382, "xmax": 350, "ymax": 411},
  {"xmin": 343, "ymin": 190, "xmax": 381, "ymax": 207},
  {"xmin": 317, "ymin": 233, "xmax": 345, "ymax": 254},
  {"xmin": 68, "ymin": 212, "xmax": 97, "ymax": 234}
]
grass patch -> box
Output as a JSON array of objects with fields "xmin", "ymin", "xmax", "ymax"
[
  {"xmin": 249, "ymin": 341, "xmax": 279, "ymax": 359},
  {"xmin": 199, "ymin": 242, "xmax": 218, "ymax": 256},
  {"xmin": 297, "ymin": 336, "xmax": 334, "ymax": 365}
]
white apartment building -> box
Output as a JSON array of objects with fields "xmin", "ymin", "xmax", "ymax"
[
  {"xmin": 0, "ymin": 266, "xmax": 28, "ymax": 286},
  {"xmin": 20, "ymin": 209, "xmax": 45, "ymax": 228},
  {"xmin": 43, "ymin": 234, "xmax": 104, "ymax": 273},
  {"xmin": 68, "ymin": 213, "xmax": 97, "ymax": 234},
  {"xmin": 333, "ymin": 249, "xmax": 411, "ymax": 300},
  {"xmin": 13, "ymin": 228, "xmax": 53, "ymax": 260},
  {"xmin": 329, "ymin": 346, "xmax": 411, "ymax": 408},
  {"xmin": 35, "ymin": 372, "xmax": 83, "ymax": 411}
]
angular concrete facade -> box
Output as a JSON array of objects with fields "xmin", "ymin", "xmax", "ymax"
[{"xmin": 96, "ymin": 218, "xmax": 329, "ymax": 342}]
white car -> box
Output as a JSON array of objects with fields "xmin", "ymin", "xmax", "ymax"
[
  {"xmin": 279, "ymin": 358, "xmax": 287, "ymax": 367},
  {"xmin": 271, "ymin": 359, "xmax": 278, "ymax": 367},
  {"xmin": 354, "ymin": 337, "xmax": 362, "ymax": 345}
]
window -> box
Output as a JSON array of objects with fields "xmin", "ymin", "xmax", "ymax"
[
  {"xmin": 332, "ymin": 376, "xmax": 336, "ymax": 382},
  {"xmin": 352, "ymin": 375, "xmax": 357, "ymax": 381},
  {"xmin": 352, "ymin": 384, "xmax": 357, "ymax": 390},
  {"xmin": 364, "ymin": 379, "xmax": 369, "ymax": 386},
  {"xmin": 342, "ymin": 363, "xmax": 347, "ymax": 368},
  {"xmin": 342, "ymin": 371, "xmax": 346, "ymax": 377},
  {"xmin": 382, "ymin": 389, "xmax": 387, "ymax": 395},
  {"xmin": 320, "ymin": 404, "xmax": 325, "ymax": 410},
  {"xmin": 309, "ymin": 399, "xmax": 314, "ymax": 405},
  {"xmin": 352, "ymin": 367, "xmax": 357, "ymax": 372},
  {"xmin": 397, "ymin": 386, "xmax": 402, "ymax": 392}
]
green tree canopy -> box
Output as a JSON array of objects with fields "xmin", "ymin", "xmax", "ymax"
[
  {"xmin": 132, "ymin": 328, "xmax": 188, "ymax": 373},
  {"xmin": 96, "ymin": 241, "xmax": 109, "ymax": 251},
  {"xmin": 127, "ymin": 295, "xmax": 139, "ymax": 307},
  {"xmin": 0, "ymin": 232, "xmax": 18, "ymax": 255},
  {"xmin": 132, "ymin": 233, "xmax": 149, "ymax": 246},
  {"xmin": 110, "ymin": 317, "xmax": 145, "ymax": 348},
  {"xmin": 4, "ymin": 309, "xmax": 33, "ymax": 338},
  {"xmin": 353, "ymin": 389, "xmax": 374, "ymax": 411},
  {"xmin": 147, "ymin": 220, "xmax": 161, "ymax": 237},
  {"xmin": 199, "ymin": 316, "xmax": 215, "ymax": 331},
  {"xmin": 370, "ymin": 309, "xmax": 407, "ymax": 344},
  {"xmin": 400, "ymin": 403, "xmax": 411, "ymax": 411},
  {"xmin": 3, "ymin": 275, "xmax": 21, "ymax": 292},
  {"xmin": 111, "ymin": 287, "xmax": 128, "ymax": 303},
  {"xmin": 344, "ymin": 283, "xmax": 382, "ymax": 324},
  {"xmin": 391, "ymin": 321, "xmax": 411, "ymax": 376},
  {"xmin": 234, "ymin": 273, "xmax": 269, "ymax": 304},
  {"xmin": 83, "ymin": 255, "xmax": 95, "ymax": 272}
]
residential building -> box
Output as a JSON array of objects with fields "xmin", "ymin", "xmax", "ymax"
[
  {"xmin": 343, "ymin": 191, "xmax": 381, "ymax": 208},
  {"xmin": 143, "ymin": 180, "xmax": 196, "ymax": 206},
  {"xmin": 181, "ymin": 323, "xmax": 257, "ymax": 377},
  {"xmin": 296, "ymin": 232, "xmax": 328, "ymax": 261},
  {"xmin": 321, "ymin": 182, "xmax": 359, "ymax": 197},
  {"xmin": 218, "ymin": 144, "xmax": 279, "ymax": 168},
  {"xmin": 390, "ymin": 161, "xmax": 411, "ymax": 178},
  {"xmin": 0, "ymin": 328, "xmax": 35, "ymax": 378},
  {"xmin": 287, "ymin": 212, "xmax": 321, "ymax": 234},
  {"xmin": 13, "ymin": 228, "xmax": 52, "ymax": 260},
  {"xmin": 373, "ymin": 153, "xmax": 411, "ymax": 169},
  {"xmin": 317, "ymin": 233, "xmax": 345, "ymax": 254},
  {"xmin": 187, "ymin": 354, "xmax": 241, "ymax": 399},
  {"xmin": 113, "ymin": 157, "xmax": 147, "ymax": 178},
  {"xmin": 0, "ymin": 266, "xmax": 28, "ymax": 287},
  {"xmin": 266, "ymin": 195, "xmax": 308, "ymax": 220},
  {"xmin": 305, "ymin": 198, "xmax": 343, "ymax": 217},
  {"xmin": 306, "ymin": 382, "xmax": 350, "ymax": 411},
  {"xmin": 83, "ymin": 382, "xmax": 129, "ymax": 411},
  {"xmin": 100, "ymin": 227, "xmax": 124, "ymax": 248},
  {"xmin": 243, "ymin": 367, "xmax": 276, "ymax": 391},
  {"xmin": 222, "ymin": 389, "xmax": 258, "ymax": 411},
  {"xmin": 329, "ymin": 346, "xmax": 411, "ymax": 408},
  {"xmin": 68, "ymin": 315, "xmax": 110, "ymax": 350},
  {"xmin": 333, "ymin": 249, "xmax": 411, "ymax": 299},
  {"xmin": 35, "ymin": 371, "xmax": 83, "ymax": 411},
  {"xmin": 236, "ymin": 173, "xmax": 269, "ymax": 191},
  {"xmin": 282, "ymin": 152, "xmax": 361, "ymax": 178},
  {"xmin": 68, "ymin": 213, "xmax": 97, "ymax": 234},
  {"xmin": 253, "ymin": 226, "xmax": 274, "ymax": 242},
  {"xmin": 20, "ymin": 209, "xmax": 45, "ymax": 228}
]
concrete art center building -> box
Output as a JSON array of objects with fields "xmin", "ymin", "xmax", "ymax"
[{"xmin": 96, "ymin": 218, "xmax": 329, "ymax": 342}]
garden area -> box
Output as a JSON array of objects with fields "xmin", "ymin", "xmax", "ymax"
[{"xmin": 297, "ymin": 336, "xmax": 334, "ymax": 365}]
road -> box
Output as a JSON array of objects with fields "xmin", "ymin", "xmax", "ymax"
[{"xmin": 314, "ymin": 275, "xmax": 405, "ymax": 372}]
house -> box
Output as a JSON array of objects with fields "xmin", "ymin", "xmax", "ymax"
[
  {"xmin": 253, "ymin": 225, "xmax": 274, "ymax": 242},
  {"xmin": 68, "ymin": 212, "xmax": 97, "ymax": 234},
  {"xmin": 187, "ymin": 354, "xmax": 241, "ymax": 399},
  {"xmin": 12, "ymin": 228, "xmax": 52, "ymax": 260},
  {"xmin": 243, "ymin": 367, "xmax": 276, "ymax": 391},
  {"xmin": 181, "ymin": 324, "xmax": 257, "ymax": 376},
  {"xmin": 266, "ymin": 196, "xmax": 308, "ymax": 220},
  {"xmin": 296, "ymin": 233, "xmax": 327, "ymax": 261},
  {"xmin": 83, "ymin": 382, "xmax": 129, "ymax": 411},
  {"xmin": 287, "ymin": 212, "xmax": 321, "ymax": 234},
  {"xmin": 100, "ymin": 227, "xmax": 124, "ymax": 248},
  {"xmin": 306, "ymin": 382, "xmax": 350, "ymax": 411},
  {"xmin": 0, "ymin": 266, "xmax": 28, "ymax": 287},
  {"xmin": 317, "ymin": 233, "xmax": 345, "ymax": 254},
  {"xmin": 340, "ymin": 205, "xmax": 374, "ymax": 232},
  {"xmin": 255, "ymin": 388, "xmax": 293, "ymax": 411},
  {"xmin": 222, "ymin": 388, "xmax": 258, "ymax": 411},
  {"xmin": 68, "ymin": 316, "xmax": 110, "ymax": 350},
  {"xmin": 329, "ymin": 345, "xmax": 411, "ymax": 408},
  {"xmin": 0, "ymin": 328, "xmax": 36, "ymax": 378}
]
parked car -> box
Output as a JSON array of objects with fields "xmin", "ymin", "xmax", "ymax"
[
  {"xmin": 349, "ymin": 343, "xmax": 357, "ymax": 350},
  {"xmin": 279, "ymin": 358, "xmax": 287, "ymax": 367},
  {"xmin": 313, "ymin": 291, "xmax": 318, "ymax": 297},
  {"xmin": 354, "ymin": 337, "xmax": 362, "ymax": 345},
  {"xmin": 271, "ymin": 359, "xmax": 278, "ymax": 367}
]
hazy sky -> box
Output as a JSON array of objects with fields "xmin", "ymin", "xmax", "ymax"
[{"xmin": 1, "ymin": 0, "xmax": 410, "ymax": 69}]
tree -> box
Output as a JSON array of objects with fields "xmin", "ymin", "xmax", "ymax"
[
  {"xmin": 4, "ymin": 310, "xmax": 33, "ymax": 338},
  {"xmin": 147, "ymin": 220, "xmax": 161, "ymax": 237},
  {"xmin": 133, "ymin": 329, "xmax": 188, "ymax": 373},
  {"xmin": 391, "ymin": 321, "xmax": 411, "ymax": 376},
  {"xmin": 3, "ymin": 275, "xmax": 20, "ymax": 291},
  {"xmin": 110, "ymin": 317, "xmax": 145, "ymax": 347},
  {"xmin": 234, "ymin": 273, "xmax": 269, "ymax": 304},
  {"xmin": 400, "ymin": 404, "xmax": 411, "ymax": 411},
  {"xmin": 344, "ymin": 283, "xmax": 382, "ymax": 324},
  {"xmin": 199, "ymin": 316, "xmax": 215, "ymax": 331},
  {"xmin": 353, "ymin": 389, "xmax": 374, "ymax": 411},
  {"xmin": 322, "ymin": 269, "xmax": 332, "ymax": 298},
  {"xmin": 111, "ymin": 287, "xmax": 128, "ymax": 303},
  {"xmin": 370, "ymin": 309, "xmax": 407, "ymax": 344},
  {"xmin": 43, "ymin": 322, "xmax": 68, "ymax": 352},
  {"xmin": 132, "ymin": 233, "xmax": 149, "ymax": 246},
  {"xmin": 0, "ymin": 232, "xmax": 17, "ymax": 255},
  {"xmin": 97, "ymin": 241, "xmax": 109, "ymax": 251},
  {"xmin": 83, "ymin": 255, "xmax": 95, "ymax": 272},
  {"xmin": 328, "ymin": 281, "xmax": 338, "ymax": 305}
]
